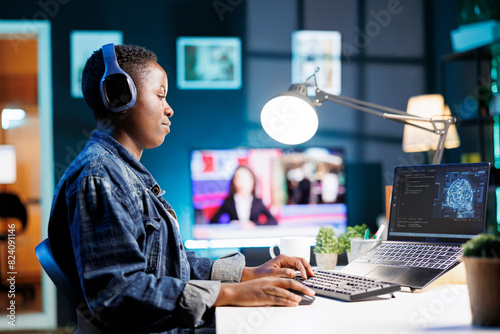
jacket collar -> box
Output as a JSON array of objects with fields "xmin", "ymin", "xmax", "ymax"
[{"xmin": 91, "ymin": 131, "xmax": 166, "ymax": 198}]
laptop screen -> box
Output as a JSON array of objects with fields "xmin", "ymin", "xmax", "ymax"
[{"xmin": 388, "ymin": 162, "xmax": 490, "ymax": 244}]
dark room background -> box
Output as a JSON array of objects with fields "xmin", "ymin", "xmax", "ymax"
[
  {"xmin": 2, "ymin": 0, "xmax": 487, "ymax": 246},
  {"xmin": 4, "ymin": 0, "xmax": 497, "ymax": 327}
]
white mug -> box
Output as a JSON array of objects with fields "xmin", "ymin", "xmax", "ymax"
[{"xmin": 269, "ymin": 236, "xmax": 311, "ymax": 263}]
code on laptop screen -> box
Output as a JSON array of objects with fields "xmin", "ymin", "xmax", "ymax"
[{"xmin": 388, "ymin": 163, "xmax": 490, "ymax": 243}]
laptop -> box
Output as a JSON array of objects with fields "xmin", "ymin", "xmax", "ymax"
[{"xmin": 341, "ymin": 162, "xmax": 490, "ymax": 289}]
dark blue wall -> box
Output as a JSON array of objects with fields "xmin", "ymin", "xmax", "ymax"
[
  {"xmin": 1, "ymin": 0, "xmax": 249, "ymax": 241},
  {"xmin": 1, "ymin": 0, "xmax": 468, "ymax": 242},
  {"xmin": 3, "ymin": 0, "xmax": 477, "ymax": 327}
]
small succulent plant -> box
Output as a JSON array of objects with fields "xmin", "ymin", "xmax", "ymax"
[
  {"xmin": 462, "ymin": 234, "xmax": 500, "ymax": 258},
  {"xmin": 314, "ymin": 226, "xmax": 341, "ymax": 254}
]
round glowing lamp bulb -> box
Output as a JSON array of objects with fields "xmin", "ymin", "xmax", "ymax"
[{"xmin": 260, "ymin": 87, "xmax": 318, "ymax": 145}]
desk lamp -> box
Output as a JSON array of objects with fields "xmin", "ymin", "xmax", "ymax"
[
  {"xmin": 402, "ymin": 94, "xmax": 460, "ymax": 160},
  {"xmin": 260, "ymin": 69, "xmax": 456, "ymax": 164}
]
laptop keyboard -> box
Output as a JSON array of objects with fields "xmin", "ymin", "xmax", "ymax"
[
  {"xmin": 355, "ymin": 243, "xmax": 463, "ymax": 270},
  {"xmin": 296, "ymin": 270, "xmax": 401, "ymax": 301}
]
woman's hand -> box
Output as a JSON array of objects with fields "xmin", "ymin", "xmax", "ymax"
[
  {"xmin": 214, "ymin": 277, "xmax": 315, "ymax": 307},
  {"xmin": 240, "ymin": 254, "xmax": 314, "ymax": 282}
]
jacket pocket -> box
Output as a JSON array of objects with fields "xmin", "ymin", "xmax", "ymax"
[{"xmin": 143, "ymin": 218, "xmax": 161, "ymax": 275}]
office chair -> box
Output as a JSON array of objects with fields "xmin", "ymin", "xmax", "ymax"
[
  {"xmin": 35, "ymin": 238, "xmax": 113, "ymax": 334},
  {"xmin": 0, "ymin": 193, "xmax": 27, "ymax": 239}
]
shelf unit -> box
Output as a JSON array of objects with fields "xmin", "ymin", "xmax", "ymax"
[{"xmin": 440, "ymin": 46, "xmax": 500, "ymax": 234}]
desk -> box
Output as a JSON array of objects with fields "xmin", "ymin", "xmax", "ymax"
[{"xmin": 216, "ymin": 283, "xmax": 497, "ymax": 334}]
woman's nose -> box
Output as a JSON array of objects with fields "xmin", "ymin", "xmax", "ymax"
[{"xmin": 165, "ymin": 103, "xmax": 174, "ymax": 117}]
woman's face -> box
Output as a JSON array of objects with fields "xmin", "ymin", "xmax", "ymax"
[
  {"xmin": 115, "ymin": 61, "xmax": 173, "ymax": 159},
  {"xmin": 233, "ymin": 168, "xmax": 255, "ymax": 196}
]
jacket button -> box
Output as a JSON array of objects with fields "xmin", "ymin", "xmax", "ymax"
[{"xmin": 151, "ymin": 185, "xmax": 160, "ymax": 195}]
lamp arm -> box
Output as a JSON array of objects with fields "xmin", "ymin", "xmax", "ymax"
[
  {"xmin": 377, "ymin": 116, "xmax": 439, "ymax": 133},
  {"xmin": 315, "ymin": 89, "xmax": 453, "ymax": 135},
  {"xmin": 432, "ymin": 121, "xmax": 451, "ymax": 164},
  {"xmin": 315, "ymin": 89, "xmax": 410, "ymax": 116},
  {"xmin": 314, "ymin": 89, "xmax": 454, "ymax": 164},
  {"xmin": 382, "ymin": 114, "xmax": 452, "ymax": 135}
]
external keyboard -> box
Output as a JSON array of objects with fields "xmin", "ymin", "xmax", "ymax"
[
  {"xmin": 354, "ymin": 243, "xmax": 463, "ymax": 270},
  {"xmin": 296, "ymin": 270, "xmax": 401, "ymax": 302}
]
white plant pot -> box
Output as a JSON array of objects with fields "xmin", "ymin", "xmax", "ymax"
[{"xmin": 315, "ymin": 253, "xmax": 338, "ymax": 270}]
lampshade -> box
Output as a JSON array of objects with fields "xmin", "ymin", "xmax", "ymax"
[
  {"xmin": 402, "ymin": 94, "xmax": 460, "ymax": 153},
  {"xmin": 260, "ymin": 84, "xmax": 318, "ymax": 145},
  {"xmin": 0, "ymin": 145, "xmax": 16, "ymax": 184}
]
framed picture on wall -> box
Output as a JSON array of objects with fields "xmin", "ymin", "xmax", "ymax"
[
  {"xmin": 292, "ymin": 30, "xmax": 341, "ymax": 96},
  {"xmin": 70, "ymin": 30, "xmax": 123, "ymax": 98},
  {"xmin": 176, "ymin": 37, "xmax": 242, "ymax": 89}
]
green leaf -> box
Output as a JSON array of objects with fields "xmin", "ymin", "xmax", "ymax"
[
  {"xmin": 462, "ymin": 234, "xmax": 500, "ymax": 258},
  {"xmin": 313, "ymin": 226, "xmax": 340, "ymax": 254},
  {"xmin": 314, "ymin": 224, "xmax": 372, "ymax": 254},
  {"xmin": 337, "ymin": 224, "xmax": 369, "ymax": 253}
]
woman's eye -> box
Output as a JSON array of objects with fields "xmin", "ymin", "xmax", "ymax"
[{"xmin": 158, "ymin": 95, "xmax": 165, "ymax": 100}]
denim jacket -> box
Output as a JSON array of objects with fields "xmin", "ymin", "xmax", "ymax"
[{"xmin": 48, "ymin": 131, "xmax": 245, "ymax": 334}]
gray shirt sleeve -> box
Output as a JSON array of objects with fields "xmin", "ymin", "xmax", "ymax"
[
  {"xmin": 178, "ymin": 280, "xmax": 221, "ymax": 327},
  {"xmin": 177, "ymin": 252, "xmax": 245, "ymax": 326},
  {"xmin": 211, "ymin": 252, "xmax": 246, "ymax": 282}
]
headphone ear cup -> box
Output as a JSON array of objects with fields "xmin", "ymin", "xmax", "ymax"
[{"xmin": 100, "ymin": 44, "xmax": 137, "ymax": 112}]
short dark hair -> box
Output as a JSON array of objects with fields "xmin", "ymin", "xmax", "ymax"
[{"xmin": 81, "ymin": 44, "xmax": 157, "ymax": 119}]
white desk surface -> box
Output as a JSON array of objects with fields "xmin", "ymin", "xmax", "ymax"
[{"xmin": 216, "ymin": 281, "xmax": 500, "ymax": 334}]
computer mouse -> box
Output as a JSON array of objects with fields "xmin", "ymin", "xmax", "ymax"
[{"xmin": 288, "ymin": 289, "xmax": 315, "ymax": 305}]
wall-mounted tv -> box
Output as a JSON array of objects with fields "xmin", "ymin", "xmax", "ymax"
[
  {"xmin": 188, "ymin": 147, "xmax": 347, "ymax": 247},
  {"xmin": 176, "ymin": 37, "xmax": 242, "ymax": 90}
]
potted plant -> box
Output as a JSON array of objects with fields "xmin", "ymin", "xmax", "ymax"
[
  {"xmin": 338, "ymin": 224, "xmax": 376, "ymax": 263},
  {"xmin": 314, "ymin": 226, "xmax": 341, "ymax": 269},
  {"xmin": 462, "ymin": 233, "xmax": 500, "ymax": 327}
]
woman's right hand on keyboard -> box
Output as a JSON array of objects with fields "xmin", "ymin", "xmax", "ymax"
[{"xmin": 214, "ymin": 277, "xmax": 315, "ymax": 307}]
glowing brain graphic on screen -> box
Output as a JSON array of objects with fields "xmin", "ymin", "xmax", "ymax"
[{"xmin": 446, "ymin": 179, "xmax": 473, "ymax": 210}]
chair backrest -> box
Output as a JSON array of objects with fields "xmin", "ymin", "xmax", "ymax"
[
  {"xmin": 35, "ymin": 238, "xmax": 85, "ymax": 307},
  {"xmin": 35, "ymin": 238, "xmax": 113, "ymax": 334},
  {"xmin": 35, "ymin": 238, "xmax": 112, "ymax": 334}
]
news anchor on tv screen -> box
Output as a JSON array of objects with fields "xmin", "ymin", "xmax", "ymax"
[
  {"xmin": 210, "ymin": 166, "xmax": 278, "ymax": 225},
  {"xmin": 189, "ymin": 147, "xmax": 347, "ymax": 243}
]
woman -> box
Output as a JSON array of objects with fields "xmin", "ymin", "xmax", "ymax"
[{"xmin": 48, "ymin": 44, "xmax": 313, "ymax": 334}]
